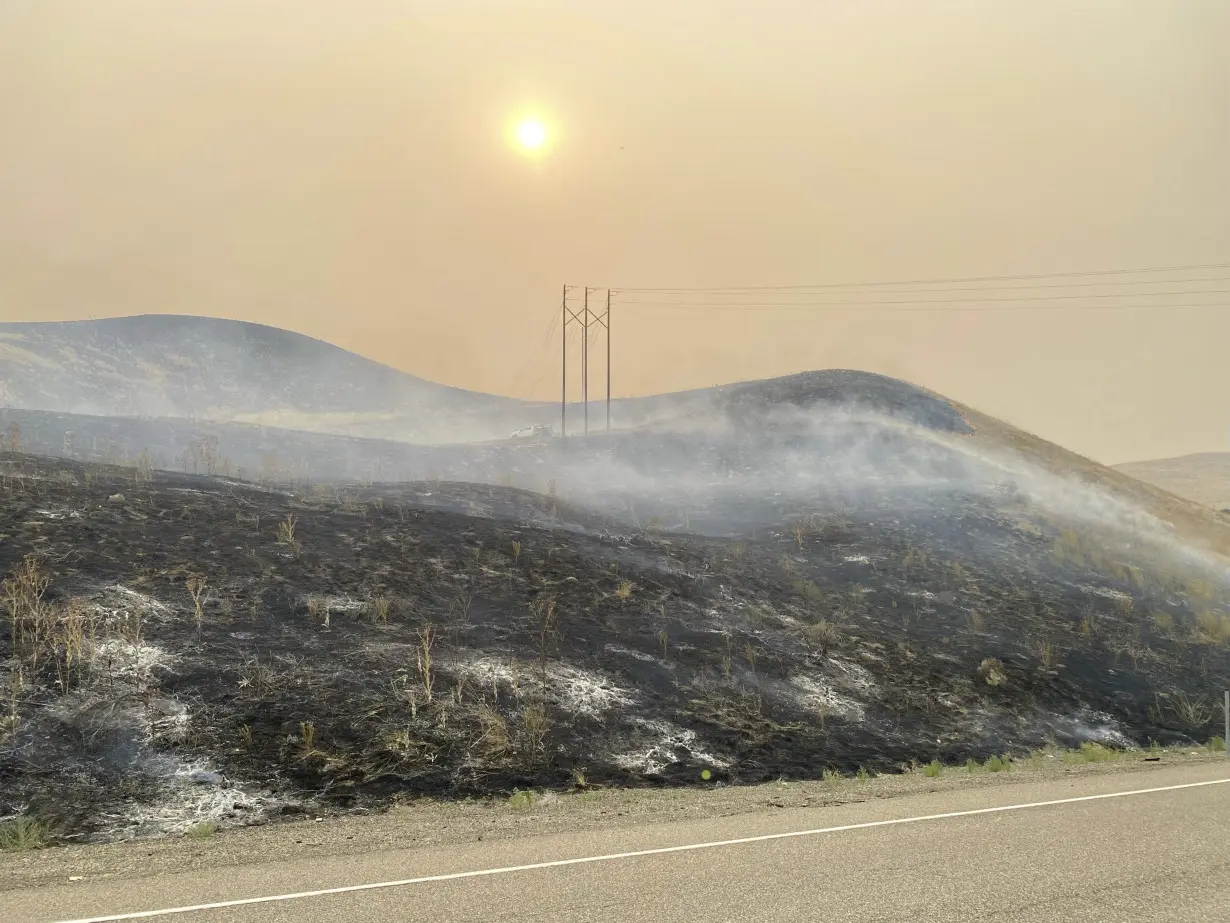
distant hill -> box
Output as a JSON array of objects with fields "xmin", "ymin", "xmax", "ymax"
[
  {"xmin": 0, "ymin": 315, "xmax": 528, "ymax": 442},
  {"xmin": 0, "ymin": 315, "xmax": 987, "ymax": 445},
  {"xmin": 1114, "ymin": 453, "xmax": 1230, "ymax": 511}
]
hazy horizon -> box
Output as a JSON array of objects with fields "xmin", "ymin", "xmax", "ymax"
[{"xmin": 2, "ymin": 1, "xmax": 1228, "ymax": 466}]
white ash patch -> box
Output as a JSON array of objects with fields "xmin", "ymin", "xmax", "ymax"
[
  {"xmin": 785, "ymin": 675, "xmax": 865, "ymax": 721},
  {"xmin": 906, "ymin": 589, "xmax": 938, "ymax": 601},
  {"xmin": 828, "ymin": 657, "xmax": 878, "ymax": 694},
  {"xmin": 451, "ymin": 656, "xmax": 637, "ymax": 716},
  {"xmin": 309, "ymin": 595, "xmax": 365, "ymax": 612},
  {"xmin": 34, "ymin": 508, "xmax": 81, "ymax": 521},
  {"xmin": 613, "ymin": 719, "xmax": 730, "ymax": 775},
  {"xmin": 451, "ymin": 654, "xmax": 523, "ymax": 690},
  {"xmin": 545, "ymin": 663, "xmax": 636, "ymax": 718},
  {"xmin": 1080, "ymin": 585, "xmax": 1134, "ymax": 603},
  {"xmin": 603, "ymin": 643, "xmax": 663, "ymax": 664},
  {"xmin": 103, "ymin": 585, "xmax": 173, "ymax": 617},
  {"xmin": 843, "ymin": 554, "xmax": 871, "ymax": 564},
  {"xmin": 93, "ymin": 638, "xmax": 177, "ymax": 685},
  {"xmin": 96, "ymin": 759, "xmax": 283, "ymax": 840}
]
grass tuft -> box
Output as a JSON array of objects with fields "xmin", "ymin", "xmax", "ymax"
[{"xmin": 507, "ymin": 789, "xmax": 536, "ymax": 810}]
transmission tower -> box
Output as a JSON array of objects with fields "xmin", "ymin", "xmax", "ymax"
[{"xmin": 560, "ymin": 285, "xmax": 611, "ymax": 436}]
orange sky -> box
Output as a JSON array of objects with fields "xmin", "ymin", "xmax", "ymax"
[{"xmin": 1, "ymin": 1, "xmax": 1227, "ymax": 464}]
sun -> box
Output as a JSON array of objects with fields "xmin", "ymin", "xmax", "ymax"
[{"xmin": 514, "ymin": 117, "xmax": 549, "ymax": 152}]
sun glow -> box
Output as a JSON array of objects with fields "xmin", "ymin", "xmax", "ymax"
[{"xmin": 512, "ymin": 117, "xmax": 549, "ymax": 154}]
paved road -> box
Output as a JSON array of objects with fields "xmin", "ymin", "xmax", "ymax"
[{"xmin": 6, "ymin": 763, "xmax": 1229, "ymax": 923}]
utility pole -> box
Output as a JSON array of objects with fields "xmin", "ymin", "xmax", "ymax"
[
  {"xmin": 560, "ymin": 284, "xmax": 568, "ymax": 437},
  {"xmin": 605, "ymin": 288, "xmax": 612, "ymax": 432},
  {"xmin": 559, "ymin": 285, "xmax": 611, "ymax": 438},
  {"xmin": 583, "ymin": 287, "xmax": 590, "ymax": 435}
]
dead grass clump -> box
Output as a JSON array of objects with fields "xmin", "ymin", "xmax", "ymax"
[
  {"xmin": 305, "ymin": 596, "xmax": 330, "ymax": 628},
  {"xmin": 978, "ymin": 657, "xmax": 1007, "ymax": 687},
  {"xmin": 475, "ymin": 704, "xmax": 512, "ymax": 758},
  {"xmin": 3, "ymin": 555, "xmax": 50, "ymax": 650},
  {"xmin": 791, "ymin": 579, "xmax": 826, "ymax": 603},
  {"xmin": 1037, "ymin": 639, "xmax": 1059, "ymax": 671},
  {"xmin": 520, "ymin": 702, "xmax": 551, "ymax": 760},
  {"xmin": 276, "ymin": 513, "xmax": 301, "ymax": 555},
  {"xmin": 416, "ymin": 623, "xmax": 437, "ymax": 702},
  {"xmin": 1165, "ymin": 690, "xmax": 1217, "ymax": 730},
  {"xmin": 186, "ymin": 576, "xmax": 210, "ymax": 644},
  {"xmin": 805, "ymin": 620, "xmax": 841, "ymax": 657},
  {"xmin": 370, "ymin": 595, "xmax": 392, "ymax": 624}
]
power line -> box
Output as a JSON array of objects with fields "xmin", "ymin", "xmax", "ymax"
[
  {"xmin": 612, "ymin": 261, "xmax": 1230, "ymax": 294},
  {"xmin": 614, "ymin": 299, "xmax": 1230, "ymax": 314},
  {"xmin": 615, "ymin": 289, "xmax": 1230, "ymax": 309},
  {"xmin": 506, "ymin": 305, "xmax": 560, "ymax": 397},
  {"xmin": 615, "ymin": 275, "xmax": 1230, "ymax": 299}
]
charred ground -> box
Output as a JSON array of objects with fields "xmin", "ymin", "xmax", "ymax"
[{"xmin": 2, "ymin": 436, "xmax": 1228, "ymax": 843}]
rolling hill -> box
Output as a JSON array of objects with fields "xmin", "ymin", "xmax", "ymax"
[
  {"xmin": 0, "ymin": 315, "xmax": 529, "ymax": 443},
  {"xmin": 1114, "ymin": 453, "xmax": 1230, "ymax": 512}
]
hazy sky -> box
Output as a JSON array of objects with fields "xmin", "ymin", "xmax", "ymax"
[{"xmin": 2, "ymin": 0, "xmax": 1227, "ymax": 464}]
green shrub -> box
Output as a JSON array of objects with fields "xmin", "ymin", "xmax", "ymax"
[
  {"xmin": 507, "ymin": 789, "xmax": 536, "ymax": 810},
  {"xmin": 0, "ymin": 816, "xmax": 51, "ymax": 852},
  {"xmin": 923, "ymin": 759, "xmax": 942, "ymax": 778},
  {"xmin": 1063, "ymin": 742, "xmax": 1119, "ymax": 764},
  {"xmin": 985, "ymin": 754, "xmax": 1009, "ymax": 772}
]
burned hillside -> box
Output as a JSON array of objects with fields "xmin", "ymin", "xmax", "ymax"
[{"xmin": 2, "ymin": 438, "xmax": 1228, "ymax": 843}]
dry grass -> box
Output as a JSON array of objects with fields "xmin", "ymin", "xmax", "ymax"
[
  {"xmin": 416, "ymin": 623, "xmax": 437, "ymax": 702},
  {"xmin": 1037, "ymin": 639, "xmax": 1059, "ymax": 671},
  {"xmin": 520, "ymin": 702, "xmax": 551, "ymax": 759},
  {"xmin": 978, "ymin": 657, "xmax": 1007, "ymax": 687},
  {"xmin": 805, "ymin": 619, "xmax": 841, "ymax": 657}
]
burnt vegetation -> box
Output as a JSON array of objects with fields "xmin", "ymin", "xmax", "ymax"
[
  {"xmin": 3, "ymin": 421, "xmax": 1229, "ymax": 843},
  {"xmin": 1, "ymin": 370, "xmax": 1228, "ymax": 843}
]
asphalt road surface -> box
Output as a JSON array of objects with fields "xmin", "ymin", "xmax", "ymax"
[{"xmin": 5, "ymin": 762, "xmax": 1228, "ymax": 923}]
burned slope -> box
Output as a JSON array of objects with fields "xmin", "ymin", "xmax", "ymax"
[{"xmin": 2, "ymin": 451, "xmax": 1228, "ymax": 843}]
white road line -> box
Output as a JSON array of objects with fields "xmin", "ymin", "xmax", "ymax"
[{"xmin": 48, "ymin": 776, "xmax": 1230, "ymax": 923}]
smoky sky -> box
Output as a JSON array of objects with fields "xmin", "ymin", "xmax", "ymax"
[{"xmin": 1, "ymin": 0, "xmax": 1227, "ymax": 465}]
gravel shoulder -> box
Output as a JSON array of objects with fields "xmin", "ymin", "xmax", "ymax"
[{"xmin": 4, "ymin": 747, "xmax": 1224, "ymax": 893}]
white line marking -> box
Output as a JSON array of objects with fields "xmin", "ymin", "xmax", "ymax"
[{"xmin": 47, "ymin": 776, "xmax": 1230, "ymax": 923}]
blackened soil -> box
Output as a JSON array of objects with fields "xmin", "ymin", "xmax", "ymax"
[{"xmin": 1, "ymin": 451, "xmax": 1227, "ymax": 843}]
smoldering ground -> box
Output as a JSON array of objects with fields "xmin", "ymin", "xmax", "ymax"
[{"xmin": 2, "ymin": 372, "xmax": 1228, "ymax": 843}]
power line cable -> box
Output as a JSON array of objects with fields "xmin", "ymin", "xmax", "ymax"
[
  {"xmin": 616, "ymin": 288, "xmax": 1230, "ymax": 307},
  {"xmin": 614, "ymin": 275, "xmax": 1230, "ymax": 299},
  {"xmin": 613, "ymin": 261, "xmax": 1230, "ymax": 294},
  {"xmin": 613, "ymin": 298, "xmax": 1230, "ymax": 314}
]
